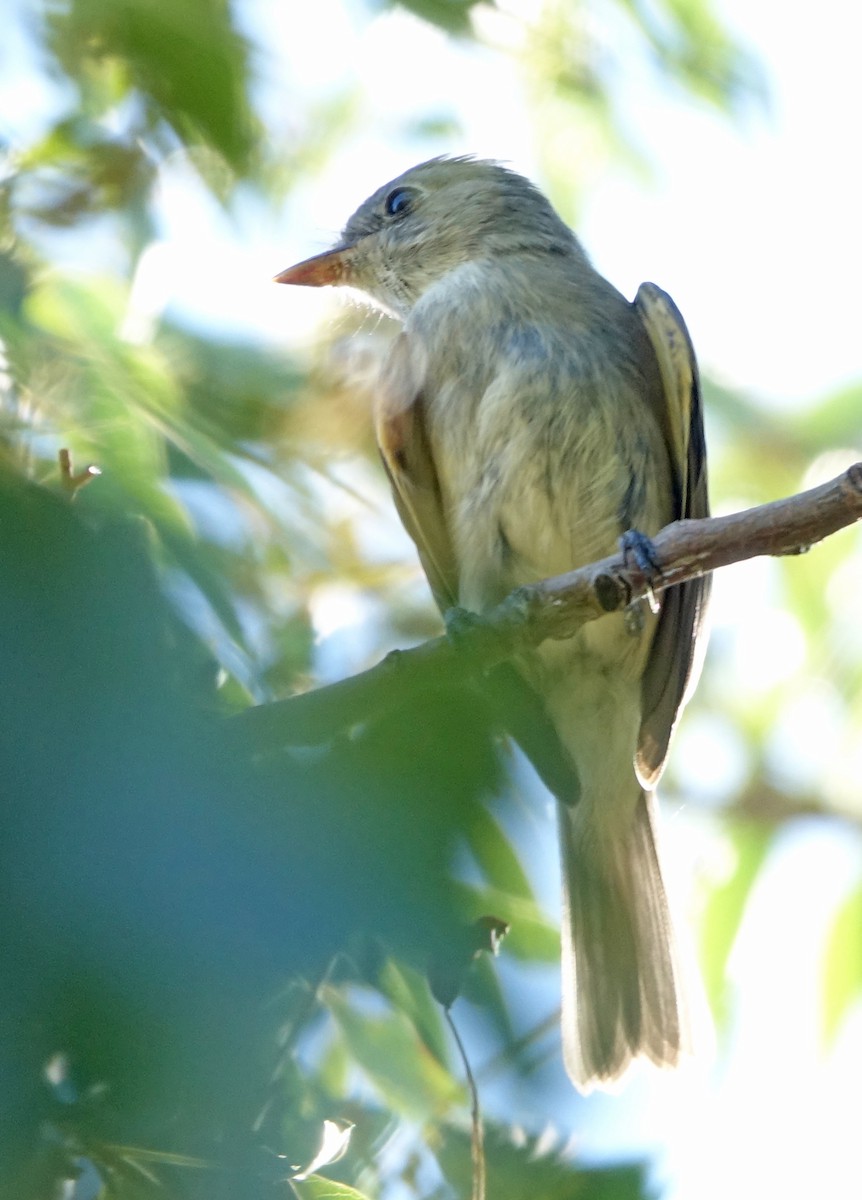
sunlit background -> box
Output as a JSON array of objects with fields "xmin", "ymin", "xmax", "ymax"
[{"xmin": 2, "ymin": 1, "xmax": 861, "ymax": 1198}]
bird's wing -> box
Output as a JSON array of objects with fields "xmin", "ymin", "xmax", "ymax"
[
  {"xmin": 375, "ymin": 331, "xmax": 460, "ymax": 612},
  {"xmin": 634, "ymin": 283, "xmax": 711, "ymax": 788},
  {"xmin": 377, "ymin": 332, "xmax": 583, "ymax": 803}
]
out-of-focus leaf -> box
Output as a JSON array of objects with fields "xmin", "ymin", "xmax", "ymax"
[
  {"xmin": 522, "ymin": 0, "xmax": 762, "ymax": 225},
  {"xmin": 436, "ymin": 1123, "xmax": 649, "ymax": 1200},
  {"xmin": 618, "ymin": 0, "xmax": 764, "ymax": 112},
  {"xmin": 0, "ymin": 467, "xmax": 492, "ymax": 1198},
  {"xmin": 821, "ymin": 883, "xmax": 862, "ymax": 1045},
  {"xmin": 18, "ymin": 118, "xmax": 156, "ymax": 226},
  {"xmin": 292, "ymin": 1120, "xmax": 355, "ymax": 1184},
  {"xmin": 384, "ymin": 0, "xmax": 481, "ymax": 36},
  {"xmin": 315, "ymin": 1031, "xmax": 351, "ymax": 1100},
  {"xmin": 46, "ymin": 0, "xmax": 258, "ymax": 178},
  {"xmin": 452, "ymin": 881, "xmax": 560, "ymax": 962},
  {"xmin": 789, "ymin": 382, "xmax": 862, "ymax": 450},
  {"xmin": 0, "ymin": 469, "xmax": 320, "ymax": 1196},
  {"xmin": 447, "ymin": 949, "xmax": 521, "ymax": 1053},
  {"xmin": 699, "ymin": 818, "xmax": 773, "ymax": 1030},
  {"xmin": 466, "ymin": 803, "xmax": 535, "ymax": 901},
  {"xmin": 0, "ymin": 250, "xmax": 28, "ymax": 317},
  {"xmin": 324, "ymin": 987, "xmax": 463, "ymax": 1117},
  {"xmin": 164, "ymin": 326, "xmax": 304, "ymax": 445},
  {"xmin": 13, "ymin": 277, "xmax": 319, "ymax": 679},
  {"xmin": 373, "ymin": 957, "xmax": 451, "ymax": 1065},
  {"xmin": 427, "ymin": 914, "xmax": 510, "ymax": 1009},
  {"xmin": 290, "ymin": 1175, "xmax": 372, "ymax": 1200}
]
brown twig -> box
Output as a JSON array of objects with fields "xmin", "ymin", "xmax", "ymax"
[
  {"xmin": 59, "ymin": 448, "xmax": 101, "ymax": 499},
  {"xmin": 231, "ymin": 464, "xmax": 862, "ymax": 753},
  {"xmin": 522, "ymin": 460, "xmax": 862, "ymax": 643}
]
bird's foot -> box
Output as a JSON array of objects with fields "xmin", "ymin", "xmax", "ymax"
[{"xmin": 620, "ymin": 528, "xmax": 662, "ymax": 616}]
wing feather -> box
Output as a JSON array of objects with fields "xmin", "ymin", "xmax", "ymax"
[
  {"xmin": 634, "ymin": 283, "xmax": 711, "ymax": 787},
  {"xmin": 376, "ymin": 333, "xmax": 586, "ymax": 803},
  {"xmin": 375, "ymin": 332, "xmax": 460, "ymax": 612}
]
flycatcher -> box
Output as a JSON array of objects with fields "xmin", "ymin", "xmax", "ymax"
[{"xmin": 275, "ymin": 156, "xmax": 710, "ymax": 1092}]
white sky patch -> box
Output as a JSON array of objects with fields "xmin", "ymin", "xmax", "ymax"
[
  {"xmin": 730, "ymin": 605, "xmax": 807, "ymax": 692},
  {"xmin": 119, "ymin": 241, "xmax": 176, "ymax": 344},
  {"xmin": 20, "ymin": 0, "xmax": 853, "ymax": 414},
  {"xmin": 826, "ymin": 552, "xmax": 862, "ymax": 658},
  {"xmin": 581, "ymin": 0, "xmax": 862, "ymax": 406},
  {"xmin": 670, "ymin": 713, "xmax": 750, "ymax": 806},
  {"xmin": 308, "ymin": 582, "xmax": 382, "ymax": 682},
  {"xmin": 765, "ymin": 680, "xmax": 848, "ymax": 793},
  {"xmin": 652, "ymin": 821, "xmax": 862, "ymax": 1200}
]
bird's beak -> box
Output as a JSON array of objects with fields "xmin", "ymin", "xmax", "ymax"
[{"xmin": 273, "ymin": 246, "xmax": 351, "ymax": 287}]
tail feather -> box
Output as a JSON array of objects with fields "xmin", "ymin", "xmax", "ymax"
[{"xmin": 559, "ymin": 790, "xmax": 685, "ymax": 1091}]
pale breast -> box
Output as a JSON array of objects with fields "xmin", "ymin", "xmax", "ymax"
[
  {"xmin": 408, "ymin": 256, "xmax": 674, "ymax": 617},
  {"xmin": 430, "ymin": 352, "xmax": 671, "ymax": 614}
]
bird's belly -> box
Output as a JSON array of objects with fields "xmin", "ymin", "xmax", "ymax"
[
  {"xmin": 437, "ymin": 384, "xmax": 670, "ymax": 680},
  {"xmin": 450, "ymin": 426, "xmax": 661, "ymax": 608}
]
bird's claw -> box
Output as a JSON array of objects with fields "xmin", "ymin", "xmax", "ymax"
[{"xmin": 620, "ymin": 529, "xmax": 662, "ymax": 615}]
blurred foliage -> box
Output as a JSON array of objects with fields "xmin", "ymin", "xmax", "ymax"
[
  {"xmin": 46, "ymin": 0, "xmax": 259, "ymax": 177},
  {"xmin": 0, "ymin": 0, "xmax": 860, "ymax": 1198},
  {"xmin": 697, "ymin": 817, "xmax": 771, "ymax": 1029},
  {"xmin": 431, "ymin": 1125, "xmax": 650, "ymax": 1200},
  {"xmin": 822, "ymin": 884, "xmax": 862, "ymax": 1046},
  {"xmin": 387, "ymin": 0, "xmax": 482, "ymax": 35}
]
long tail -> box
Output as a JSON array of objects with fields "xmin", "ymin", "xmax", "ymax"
[{"xmin": 558, "ymin": 789, "xmax": 685, "ymax": 1092}]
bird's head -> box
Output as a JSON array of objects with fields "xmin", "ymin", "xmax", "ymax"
[{"xmin": 274, "ymin": 156, "xmax": 579, "ymax": 319}]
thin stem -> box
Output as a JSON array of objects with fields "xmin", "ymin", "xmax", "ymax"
[{"xmin": 444, "ymin": 1006, "xmax": 485, "ymax": 1200}]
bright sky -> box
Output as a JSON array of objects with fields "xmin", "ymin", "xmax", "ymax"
[
  {"xmin": 3, "ymin": 0, "xmax": 859, "ymax": 411},
  {"xmin": 141, "ymin": 0, "xmax": 862, "ymax": 414}
]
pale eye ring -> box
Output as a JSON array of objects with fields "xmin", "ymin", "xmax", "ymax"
[{"xmin": 384, "ymin": 187, "xmax": 413, "ymax": 217}]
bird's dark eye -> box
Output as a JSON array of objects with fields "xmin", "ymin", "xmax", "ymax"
[{"xmin": 384, "ymin": 187, "xmax": 414, "ymax": 217}]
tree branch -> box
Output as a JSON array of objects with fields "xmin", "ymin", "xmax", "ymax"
[{"xmin": 231, "ymin": 464, "xmax": 862, "ymax": 753}]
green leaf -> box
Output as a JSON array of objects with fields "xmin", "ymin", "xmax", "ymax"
[
  {"xmin": 47, "ymin": 0, "xmax": 258, "ymax": 177},
  {"xmin": 436, "ymin": 1123, "xmax": 649, "ymax": 1200},
  {"xmin": 374, "ymin": 956, "xmax": 451, "ymax": 1065},
  {"xmin": 324, "ymin": 986, "xmax": 463, "ymax": 1117},
  {"xmin": 390, "ymin": 0, "xmax": 480, "ymax": 36},
  {"xmin": 699, "ymin": 818, "xmax": 772, "ymax": 1031},
  {"xmin": 466, "ymin": 803, "xmax": 535, "ymax": 900},
  {"xmin": 452, "ymin": 881, "xmax": 560, "ymax": 962},
  {"xmin": 822, "ymin": 884, "xmax": 862, "ymax": 1045},
  {"xmin": 451, "ymin": 951, "xmax": 519, "ymax": 1051},
  {"xmin": 290, "ymin": 1175, "xmax": 373, "ymax": 1200}
]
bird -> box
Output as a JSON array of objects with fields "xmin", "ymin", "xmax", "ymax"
[{"xmin": 274, "ymin": 156, "xmax": 710, "ymax": 1092}]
